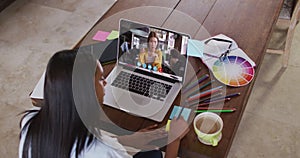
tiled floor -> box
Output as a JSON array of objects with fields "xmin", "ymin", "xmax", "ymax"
[
  {"xmin": 0, "ymin": 1, "xmax": 299, "ymax": 157},
  {"xmin": 0, "ymin": 0, "xmax": 116, "ymax": 157}
]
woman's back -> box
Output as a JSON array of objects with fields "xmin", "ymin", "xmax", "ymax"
[
  {"xmin": 19, "ymin": 50, "xmax": 131, "ymax": 158},
  {"xmin": 19, "ymin": 110, "xmax": 131, "ymax": 158}
]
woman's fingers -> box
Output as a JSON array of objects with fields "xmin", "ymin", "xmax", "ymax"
[
  {"xmin": 145, "ymin": 124, "xmax": 158, "ymax": 130},
  {"xmin": 138, "ymin": 124, "xmax": 158, "ymax": 132}
]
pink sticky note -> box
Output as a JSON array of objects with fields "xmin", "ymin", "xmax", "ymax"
[{"xmin": 92, "ymin": 31, "xmax": 110, "ymax": 41}]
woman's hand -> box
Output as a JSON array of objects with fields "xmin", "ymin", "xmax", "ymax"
[
  {"xmin": 118, "ymin": 124, "xmax": 168, "ymax": 150},
  {"xmin": 168, "ymin": 117, "xmax": 190, "ymax": 142}
]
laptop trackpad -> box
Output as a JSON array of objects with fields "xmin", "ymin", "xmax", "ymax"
[
  {"xmin": 116, "ymin": 93, "xmax": 162, "ymax": 117},
  {"xmin": 129, "ymin": 93, "xmax": 151, "ymax": 106}
]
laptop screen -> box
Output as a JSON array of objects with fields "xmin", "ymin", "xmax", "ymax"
[{"xmin": 118, "ymin": 19, "xmax": 190, "ymax": 83}]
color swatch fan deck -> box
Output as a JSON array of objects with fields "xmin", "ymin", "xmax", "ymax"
[{"xmin": 212, "ymin": 56, "xmax": 255, "ymax": 87}]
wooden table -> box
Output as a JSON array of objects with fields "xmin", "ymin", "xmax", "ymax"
[{"xmin": 75, "ymin": 0, "xmax": 284, "ymax": 157}]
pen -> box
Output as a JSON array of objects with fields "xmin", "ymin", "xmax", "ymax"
[
  {"xmin": 188, "ymin": 92, "xmax": 223, "ymax": 107},
  {"xmin": 188, "ymin": 80, "xmax": 215, "ymax": 96},
  {"xmin": 183, "ymin": 68, "xmax": 201, "ymax": 88},
  {"xmin": 187, "ymin": 86, "xmax": 223, "ymax": 102},
  {"xmin": 203, "ymin": 92, "xmax": 241, "ymax": 103},
  {"xmin": 197, "ymin": 98, "xmax": 231, "ymax": 107},
  {"xmin": 196, "ymin": 107, "xmax": 236, "ymax": 110},
  {"xmin": 195, "ymin": 109, "xmax": 236, "ymax": 113},
  {"xmin": 183, "ymin": 74, "xmax": 209, "ymax": 93},
  {"xmin": 198, "ymin": 92, "xmax": 223, "ymax": 103}
]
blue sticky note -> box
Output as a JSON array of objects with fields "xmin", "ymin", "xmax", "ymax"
[
  {"xmin": 169, "ymin": 105, "xmax": 191, "ymax": 121},
  {"xmin": 187, "ymin": 39, "xmax": 204, "ymax": 58}
]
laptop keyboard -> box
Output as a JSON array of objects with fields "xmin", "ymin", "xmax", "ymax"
[{"xmin": 111, "ymin": 71, "xmax": 172, "ymax": 101}]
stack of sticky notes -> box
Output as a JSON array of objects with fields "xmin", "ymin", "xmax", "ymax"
[
  {"xmin": 165, "ymin": 105, "xmax": 191, "ymax": 131},
  {"xmin": 92, "ymin": 30, "xmax": 119, "ymax": 41}
]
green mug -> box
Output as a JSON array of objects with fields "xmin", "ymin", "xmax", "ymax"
[{"xmin": 193, "ymin": 112, "xmax": 223, "ymax": 146}]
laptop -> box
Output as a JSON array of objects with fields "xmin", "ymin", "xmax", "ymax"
[{"xmin": 104, "ymin": 19, "xmax": 190, "ymax": 122}]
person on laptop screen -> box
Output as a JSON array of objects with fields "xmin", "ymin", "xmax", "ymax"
[
  {"xmin": 138, "ymin": 31, "xmax": 163, "ymax": 70},
  {"xmin": 118, "ymin": 21, "xmax": 188, "ymax": 83},
  {"xmin": 164, "ymin": 49, "xmax": 185, "ymax": 76}
]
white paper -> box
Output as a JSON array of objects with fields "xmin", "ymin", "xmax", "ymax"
[
  {"xmin": 201, "ymin": 34, "xmax": 256, "ymax": 71},
  {"xmin": 30, "ymin": 71, "xmax": 45, "ymax": 99}
]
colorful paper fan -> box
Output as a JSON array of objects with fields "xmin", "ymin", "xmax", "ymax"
[{"xmin": 212, "ymin": 56, "xmax": 255, "ymax": 87}]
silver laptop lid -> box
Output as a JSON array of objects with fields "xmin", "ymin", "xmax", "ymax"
[{"xmin": 117, "ymin": 19, "xmax": 190, "ymax": 83}]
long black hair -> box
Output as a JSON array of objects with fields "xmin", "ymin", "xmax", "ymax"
[{"xmin": 20, "ymin": 50, "xmax": 94, "ymax": 158}]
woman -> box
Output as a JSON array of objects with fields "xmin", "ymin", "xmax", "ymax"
[
  {"xmin": 138, "ymin": 31, "xmax": 163, "ymax": 69},
  {"xmin": 19, "ymin": 49, "xmax": 189, "ymax": 158}
]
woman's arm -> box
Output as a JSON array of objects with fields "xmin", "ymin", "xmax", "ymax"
[
  {"xmin": 138, "ymin": 51, "xmax": 146, "ymax": 64},
  {"xmin": 165, "ymin": 139, "xmax": 181, "ymax": 158},
  {"xmin": 117, "ymin": 124, "xmax": 168, "ymax": 150},
  {"xmin": 165, "ymin": 117, "xmax": 190, "ymax": 158}
]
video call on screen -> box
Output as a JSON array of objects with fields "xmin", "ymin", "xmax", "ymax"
[{"xmin": 118, "ymin": 20, "xmax": 189, "ymax": 81}]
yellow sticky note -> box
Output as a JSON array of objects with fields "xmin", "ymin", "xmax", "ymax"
[{"xmin": 106, "ymin": 30, "xmax": 119, "ymax": 40}]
